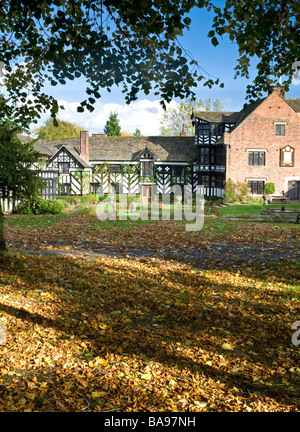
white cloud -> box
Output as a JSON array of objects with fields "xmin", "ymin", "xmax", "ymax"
[{"xmin": 33, "ymin": 99, "xmax": 168, "ymax": 136}]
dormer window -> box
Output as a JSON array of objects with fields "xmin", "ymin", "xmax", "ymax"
[
  {"xmin": 137, "ymin": 146, "xmax": 157, "ymax": 179},
  {"xmin": 280, "ymin": 145, "xmax": 294, "ymax": 167},
  {"xmin": 141, "ymin": 160, "xmax": 154, "ymax": 177}
]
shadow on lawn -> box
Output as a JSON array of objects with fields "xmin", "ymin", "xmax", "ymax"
[{"xmin": 0, "ymin": 253, "xmax": 299, "ymax": 411}]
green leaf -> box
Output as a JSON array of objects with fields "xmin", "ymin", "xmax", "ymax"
[{"xmin": 211, "ymin": 36, "xmax": 219, "ymax": 47}]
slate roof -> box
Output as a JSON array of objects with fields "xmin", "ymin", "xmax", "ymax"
[
  {"xmin": 193, "ymin": 99, "xmax": 266, "ymax": 125},
  {"xmin": 34, "ymin": 136, "xmax": 196, "ymax": 164},
  {"xmin": 192, "ymin": 111, "xmax": 242, "ymax": 124},
  {"xmin": 193, "ymin": 95, "xmax": 300, "ymax": 129},
  {"xmin": 286, "ymin": 98, "xmax": 300, "ymax": 112}
]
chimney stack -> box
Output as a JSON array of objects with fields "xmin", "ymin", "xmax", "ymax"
[
  {"xmin": 80, "ymin": 130, "xmax": 89, "ymax": 162},
  {"xmin": 268, "ymin": 85, "xmax": 286, "ymax": 99},
  {"xmin": 180, "ymin": 124, "xmax": 187, "ymax": 137}
]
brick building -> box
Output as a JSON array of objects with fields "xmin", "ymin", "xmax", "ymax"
[{"xmin": 192, "ymin": 86, "xmax": 300, "ymax": 199}]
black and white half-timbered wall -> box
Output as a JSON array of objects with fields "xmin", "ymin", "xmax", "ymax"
[{"xmin": 34, "ymin": 132, "xmax": 198, "ymax": 201}]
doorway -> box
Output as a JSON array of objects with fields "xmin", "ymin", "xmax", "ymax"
[
  {"xmin": 288, "ymin": 181, "xmax": 300, "ymax": 200},
  {"xmin": 141, "ymin": 185, "xmax": 151, "ymax": 204}
]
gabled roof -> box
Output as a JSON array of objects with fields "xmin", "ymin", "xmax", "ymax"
[
  {"xmin": 35, "ymin": 136, "xmax": 196, "ymax": 163},
  {"xmin": 48, "ymin": 145, "xmax": 93, "ymax": 168},
  {"xmin": 193, "ymin": 92, "xmax": 300, "ymax": 132},
  {"xmin": 134, "ymin": 146, "xmax": 159, "ymax": 161}
]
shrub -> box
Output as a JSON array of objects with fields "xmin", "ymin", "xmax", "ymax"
[
  {"xmin": 264, "ymin": 182, "xmax": 275, "ymax": 195},
  {"xmin": 223, "ymin": 179, "xmax": 249, "ymax": 203},
  {"xmin": 13, "ymin": 199, "xmax": 36, "ymax": 215},
  {"xmin": 38, "ymin": 199, "xmax": 64, "ymax": 214},
  {"xmin": 223, "ymin": 179, "xmax": 236, "ymax": 203},
  {"xmin": 13, "ymin": 197, "xmax": 64, "ymax": 214}
]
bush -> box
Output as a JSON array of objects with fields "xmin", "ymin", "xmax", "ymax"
[
  {"xmin": 13, "ymin": 199, "xmax": 37, "ymax": 215},
  {"xmin": 13, "ymin": 197, "xmax": 64, "ymax": 214},
  {"xmin": 38, "ymin": 199, "xmax": 64, "ymax": 214},
  {"xmin": 264, "ymin": 182, "xmax": 275, "ymax": 195},
  {"xmin": 223, "ymin": 179, "xmax": 249, "ymax": 203}
]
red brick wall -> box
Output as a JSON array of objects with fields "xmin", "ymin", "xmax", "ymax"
[{"xmin": 225, "ymin": 91, "xmax": 300, "ymax": 195}]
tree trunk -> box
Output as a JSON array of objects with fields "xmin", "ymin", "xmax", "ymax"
[{"xmin": 0, "ymin": 200, "xmax": 7, "ymax": 253}]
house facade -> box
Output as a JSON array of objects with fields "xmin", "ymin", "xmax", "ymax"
[
  {"xmin": 28, "ymin": 85, "xmax": 300, "ymax": 203},
  {"xmin": 35, "ymin": 131, "xmax": 197, "ymax": 202},
  {"xmin": 192, "ymin": 86, "xmax": 300, "ymax": 199}
]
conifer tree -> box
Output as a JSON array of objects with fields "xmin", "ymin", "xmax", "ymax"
[
  {"xmin": 104, "ymin": 112, "xmax": 122, "ymax": 137},
  {"xmin": 0, "ymin": 122, "xmax": 44, "ymax": 253}
]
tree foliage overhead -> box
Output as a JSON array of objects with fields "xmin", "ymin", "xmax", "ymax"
[
  {"xmin": 0, "ymin": 0, "xmax": 216, "ymax": 127},
  {"xmin": 0, "ymin": 0, "xmax": 299, "ymax": 127},
  {"xmin": 210, "ymin": 0, "xmax": 300, "ymax": 101},
  {"xmin": 160, "ymin": 97, "xmax": 223, "ymax": 136},
  {"xmin": 34, "ymin": 118, "xmax": 84, "ymax": 139}
]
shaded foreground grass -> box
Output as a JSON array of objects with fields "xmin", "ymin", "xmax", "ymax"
[{"xmin": 0, "ymin": 250, "xmax": 299, "ymax": 412}]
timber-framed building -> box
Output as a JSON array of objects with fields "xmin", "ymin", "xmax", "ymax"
[{"xmin": 3, "ymin": 85, "xmax": 296, "ymax": 212}]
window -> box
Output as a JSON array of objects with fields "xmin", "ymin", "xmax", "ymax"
[
  {"xmin": 199, "ymin": 147, "xmax": 210, "ymax": 164},
  {"xmin": 141, "ymin": 160, "xmax": 154, "ymax": 177},
  {"xmin": 58, "ymin": 162, "xmax": 69, "ymax": 174},
  {"xmin": 110, "ymin": 164, "xmax": 121, "ymax": 173},
  {"xmin": 248, "ymin": 151, "xmax": 265, "ymax": 166},
  {"xmin": 248, "ymin": 180, "xmax": 265, "ymax": 195},
  {"xmin": 276, "ymin": 124, "xmax": 285, "ymax": 135},
  {"xmin": 172, "ymin": 167, "xmax": 183, "ymax": 177},
  {"xmin": 197, "ymin": 123, "xmax": 210, "ymax": 136},
  {"xmin": 171, "ymin": 166, "xmax": 184, "ymax": 184},
  {"xmin": 280, "ymin": 145, "xmax": 294, "ymax": 167}
]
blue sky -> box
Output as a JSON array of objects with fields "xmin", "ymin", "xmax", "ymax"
[{"xmin": 35, "ymin": 4, "xmax": 299, "ymax": 136}]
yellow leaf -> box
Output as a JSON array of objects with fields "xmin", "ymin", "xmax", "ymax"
[
  {"xmin": 221, "ymin": 342, "xmax": 234, "ymax": 351},
  {"xmin": 91, "ymin": 391, "xmax": 107, "ymax": 398},
  {"xmin": 141, "ymin": 373, "xmax": 152, "ymax": 380},
  {"xmin": 25, "ymin": 392, "xmax": 36, "ymax": 401}
]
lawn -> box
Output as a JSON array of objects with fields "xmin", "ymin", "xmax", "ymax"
[
  {"xmin": 0, "ymin": 213, "xmax": 299, "ymax": 412},
  {"xmin": 218, "ymin": 204, "xmax": 300, "ymax": 218}
]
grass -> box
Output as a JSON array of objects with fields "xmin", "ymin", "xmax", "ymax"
[{"xmin": 219, "ymin": 204, "xmax": 300, "ymax": 218}]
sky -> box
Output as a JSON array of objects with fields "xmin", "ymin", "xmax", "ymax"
[{"xmin": 32, "ymin": 5, "xmax": 300, "ymax": 137}]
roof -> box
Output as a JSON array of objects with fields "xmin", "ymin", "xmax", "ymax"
[
  {"xmin": 286, "ymin": 98, "xmax": 300, "ymax": 112},
  {"xmin": 193, "ymin": 94, "xmax": 300, "ymax": 128},
  {"xmin": 192, "ymin": 111, "xmax": 242, "ymax": 123},
  {"xmin": 34, "ymin": 136, "xmax": 196, "ymax": 164}
]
